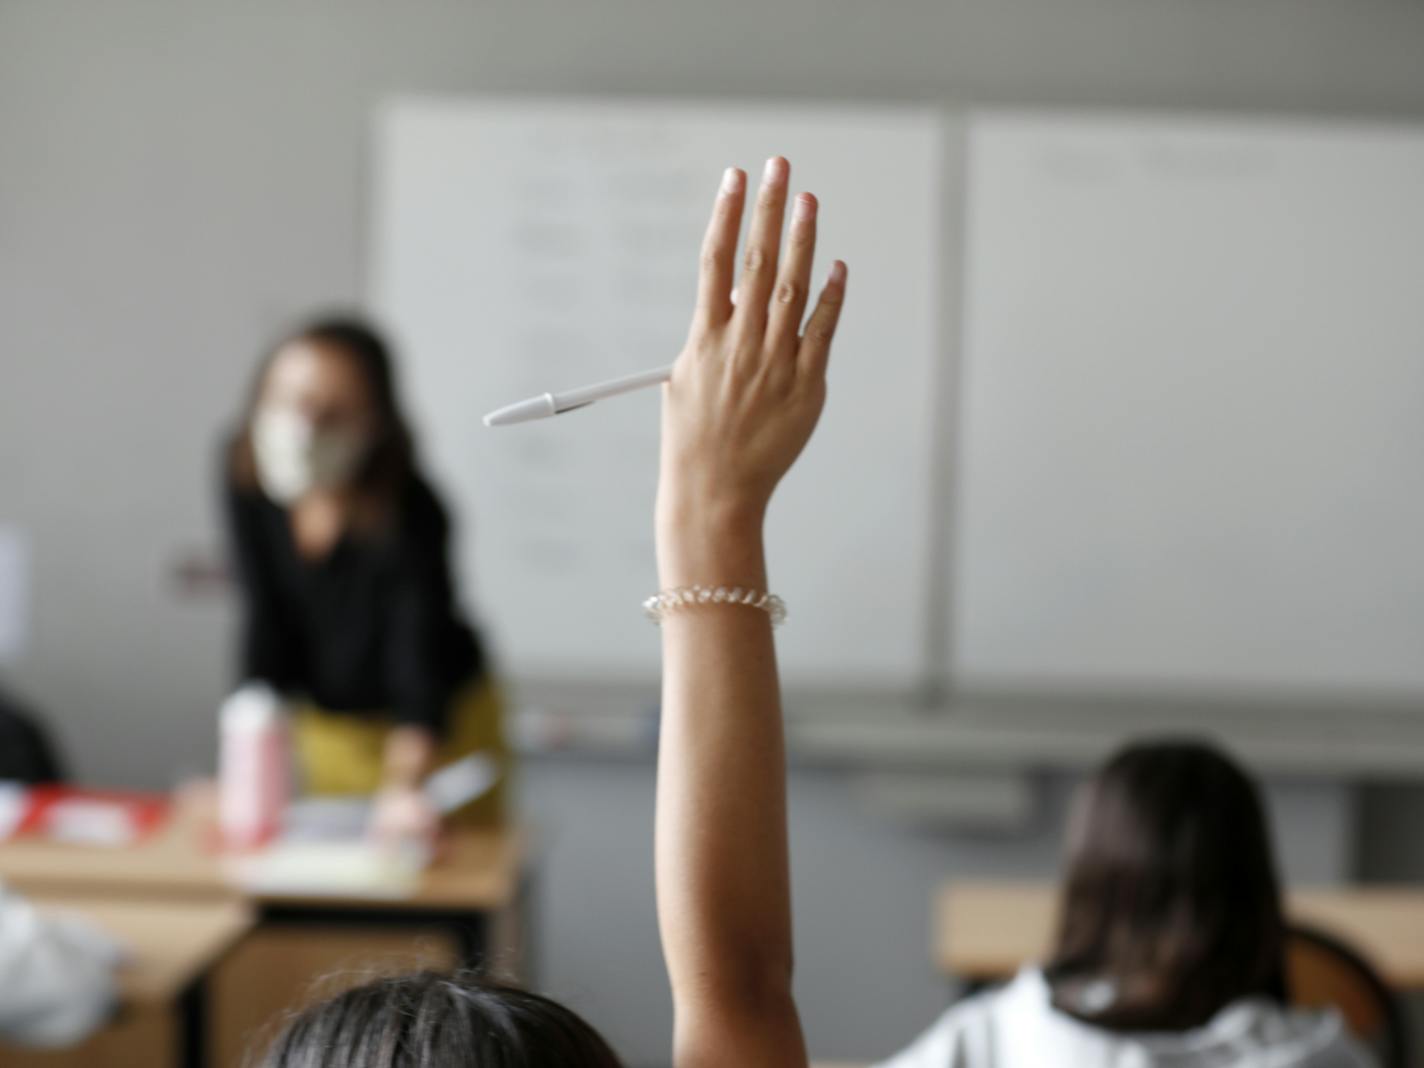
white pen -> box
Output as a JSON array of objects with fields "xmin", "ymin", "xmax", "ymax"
[{"xmin": 483, "ymin": 363, "xmax": 674, "ymax": 427}]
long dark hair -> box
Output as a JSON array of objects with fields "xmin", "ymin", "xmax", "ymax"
[
  {"xmin": 1044, "ymin": 739, "xmax": 1288, "ymax": 1031},
  {"xmin": 258, "ymin": 972, "xmax": 623, "ymax": 1068},
  {"xmin": 229, "ymin": 314, "xmax": 417, "ymax": 528}
]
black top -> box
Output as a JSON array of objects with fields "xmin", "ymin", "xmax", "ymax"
[{"xmin": 225, "ymin": 474, "xmax": 485, "ymax": 735}]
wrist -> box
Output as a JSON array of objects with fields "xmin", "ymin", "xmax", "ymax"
[
  {"xmin": 656, "ymin": 494, "xmax": 763, "ymax": 534},
  {"xmin": 656, "ymin": 472, "xmax": 767, "ymax": 529},
  {"xmin": 655, "ymin": 495, "xmax": 768, "ymax": 589}
]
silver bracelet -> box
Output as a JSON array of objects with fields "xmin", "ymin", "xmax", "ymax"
[{"xmin": 643, "ymin": 585, "xmax": 788, "ymax": 627}]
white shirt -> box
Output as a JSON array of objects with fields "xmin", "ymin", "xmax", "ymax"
[
  {"xmin": 875, "ymin": 969, "xmax": 1375, "ymax": 1068},
  {"xmin": 0, "ymin": 882, "xmax": 121, "ymax": 1047}
]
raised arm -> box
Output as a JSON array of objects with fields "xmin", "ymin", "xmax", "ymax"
[{"xmin": 655, "ymin": 157, "xmax": 846, "ymax": 1068}]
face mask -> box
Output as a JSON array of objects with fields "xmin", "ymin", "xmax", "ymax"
[{"xmin": 252, "ymin": 407, "xmax": 369, "ymax": 505}]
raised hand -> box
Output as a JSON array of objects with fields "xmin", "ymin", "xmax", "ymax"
[{"xmin": 657, "ymin": 157, "xmax": 847, "ymax": 541}]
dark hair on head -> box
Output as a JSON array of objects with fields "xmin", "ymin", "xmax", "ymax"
[
  {"xmin": 258, "ymin": 971, "xmax": 623, "ymax": 1068},
  {"xmin": 1044, "ymin": 738, "xmax": 1287, "ymax": 1032},
  {"xmin": 228, "ymin": 313, "xmax": 417, "ymax": 528}
]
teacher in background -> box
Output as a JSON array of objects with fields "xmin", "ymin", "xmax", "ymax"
[{"xmin": 223, "ymin": 315, "xmax": 506, "ymax": 838}]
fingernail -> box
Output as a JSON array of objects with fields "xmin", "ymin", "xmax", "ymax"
[
  {"xmin": 763, "ymin": 157, "xmax": 786, "ymax": 185},
  {"xmin": 828, "ymin": 260, "xmax": 846, "ymax": 285},
  {"xmin": 793, "ymin": 193, "xmax": 816, "ymax": 222},
  {"xmin": 721, "ymin": 167, "xmax": 742, "ymax": 195}
]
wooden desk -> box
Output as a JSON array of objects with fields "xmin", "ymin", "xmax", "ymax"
[
  {"xmin": 0, "ymin": 805, "xmax": 226, "ymax": 902},
  {"xmin": 49, "ymin": 895, "xmax": 254, "ymax": 1005},
  {"xmin": 0, "ymin": 820, "xmax": 530, "ymax": 1068},
  {"xmin": 0, "ymin": 806, "xmax": 525, "ymax": 912},
  {"xmin": 0, "ymin": 894, "xmax": 252, "ymax": 1068},
  {"xmin": 938, "ymin": 881, "xmax": 1424, "ymax": 989}
]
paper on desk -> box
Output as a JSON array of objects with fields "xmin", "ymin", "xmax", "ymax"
[
  {"xmin": 0, "ymin": 525, "xmax": 30, "ymax": 662},
  {"xmin": 283, "ymin": 797, "xmax": 370, "ymax": 841},
  {"xmin": 41, "ymin": 799, "xmax": 140, "ymax": 847},
  {"xmin": 229, "ymin": 840, "xmax": 429, "ymax": 899}
]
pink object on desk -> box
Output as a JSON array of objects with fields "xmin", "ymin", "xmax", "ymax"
[{"xmin": 218, "ymin": 684, "xmax": 289, "ymax": 850}]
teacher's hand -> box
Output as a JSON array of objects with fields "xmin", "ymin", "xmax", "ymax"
[
  {"xmin": 369, "ymin": 783, "xmax": 441, "ymax": 849},
  {"xmin": 657, "ymin": 157, "xmax": 846, "ymax": 537}
]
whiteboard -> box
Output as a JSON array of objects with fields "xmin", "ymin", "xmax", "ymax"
[
  {"xmin": 371, "ymin": 97, "xmax": 943, "ymax": 688},
  {"xmin": 954, "ymin": 112, "xmax": 1424, "ymax": 696}
]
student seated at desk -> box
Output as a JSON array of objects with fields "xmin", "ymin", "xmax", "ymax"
[
  {"xmin": 258, "ymin": 157, "xmax": 844, "ymax": 1067},
  {"xmin": 223, "ymin": 317, "xmax": 507, "ymax": 841},
  {"xmin": 876, "ymin": 741, "xmax": 1372, "ymax": 1068},
  {"xmin": 0, "ymin": 882, "xmax": 121, "ymax": 1047}
]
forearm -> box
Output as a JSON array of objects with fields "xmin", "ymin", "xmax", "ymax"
[{"xmin": 654, "ymin": 501, "xmax": 796, "ymax": 1005}]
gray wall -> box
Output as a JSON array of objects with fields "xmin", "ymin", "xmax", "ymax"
[{"xmin": 3, "ymin": 1, "xmax": 1424, "ymax": 1064}]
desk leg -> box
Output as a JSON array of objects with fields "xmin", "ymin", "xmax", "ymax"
[
  {"xmin": 449, "ymin": 911, "xmax": 487, "ymax": 970},
  {"xmin": 178, "ymin": 976, "xmax": 208, "ymax": 1068}
]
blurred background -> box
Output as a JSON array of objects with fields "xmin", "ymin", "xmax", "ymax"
[{"xmin": 3, "ymin": 1, "xmax": 1424, "ymax": 1066}]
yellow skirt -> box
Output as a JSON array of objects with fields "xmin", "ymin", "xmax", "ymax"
[{"xmin": 292, "ymin": 676, "xmax": 509, "ymax": 827}]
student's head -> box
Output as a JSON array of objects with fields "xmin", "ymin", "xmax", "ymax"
[
  {"xmin": 1045, "ymin": 738, "xmax": 1287, "ymax": 1031},
  {"xmin": 259, "ymin": 972, "xmax": 622, "ymax": 1068},
  {"xmin": 230, "ymin": 315, "xmax": 415, "ymax": 515}
]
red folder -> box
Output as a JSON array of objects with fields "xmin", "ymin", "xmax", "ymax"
[{"xmin": 14, "ymin": 786, "xmax": 170, "ymax": 846}]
